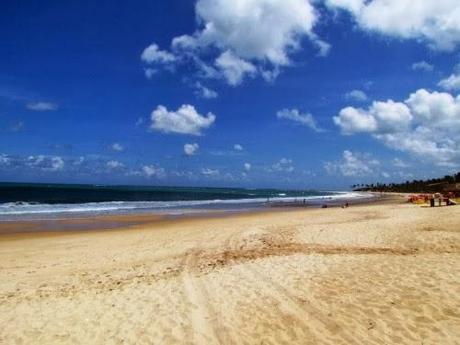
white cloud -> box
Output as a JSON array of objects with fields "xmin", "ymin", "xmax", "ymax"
[
  {"xmin": 334, "ymin": 88, "xmax": 460, "ymax": 165},
  {"xmin": 195, "ymin": 0, "xmax": 320, "ymax": 64},
  {"xmin": 334, "ymin": 100, "xmax": 412, "ymax": 134},
  {"xmin": 411, "ymin": 61, "xmax": 434, "ymax": 72},
  {"xmin": 26, "ymin": 101, "xmax": 58, "ymax": 111},
  {"xmin": 326, "ymin": 0, "xmax": 460, "ymax": 51},
  {"xmin": 392, "ymin": 158, "xmax": 410, "ymax": 168},
  {"xmin": 271, "ymin": 158, "xmax": 295, "ymax": 172},
  {"xmin": 201, "ymin": 168, "xmax": 220, "ymax": 177},
  {"xmin": 244, "ymin": 162, "xmax": 251, "ymax": 171},
  {"xmin": 438, "ymin": 74, "xmax": 460, "ymax": 91},
  {"xmin": 381, "ymin": 172, "xmax": 390, "ymax": 178},
  {"xmin": 0, "ymin": 154, "xmax": 11, "ymax": 166},
  {"xmin": 0, "ymin": 154, "xmax": 177, "ymax": 177},
  {"xmin": 111, "ymin": 143, "xmax": 124, "ymax": 152},
  {"xmin": 150, "ymin": 104, "xmax": 216, "ymax": 136},
  {"xmin": 171, "ymin": 35, "xmax": 198, "ymax": 51},
  {"xmin": 234, "ymin": 144, "xmax": 243, "ymax": 151},
  {"xmin": 141, "ymin": 165, "xmax": 166, "ymax": 178},
  {"xmin": 194, "ymin": 82, "xmax": 218, "ymax": 99},
  {"xmin": 142, "ymin": 0, "xmax": 326, "ymax": 85},
  {"xmin": 27, "ymin": 155, "xmax": 64, "ymax": 172},
  {"xmin": 107, "ymin": 160, "xmax": 125, "ymax": 169},
  {"xmin": 215, "ymin": 51, "xmax": 257, "ymax": 86},
  {"xmin": 276, "ymin": 108, "xmax": 322, "ymax": 132},
  {"xmin": 314, "ymin": 39, "xmax": 332, "ymax": 57},
  {"xmin": 141, "ymin": 44, "xmax": 176, "ymax": 64},
  {"xmin": 324, "ymin": 150, "xmax": 379, "ymax": 177},
  {"xmin": 333, "ymin": 107, "xmax": 376, "ymax": 134},
  {"xmin": 144, "ymin": 68, "xmax": 158, "ymax": 79},
  {"xmin": 47, "ymin": 156, "xmax": 64, "ymax": 172},
  {"xmin": 345, "ymin": 89, "xmax": 368, "ymax": 102},
  {"xmin": 184, "ymin": 143, "xmax": 199, "ymax": 156}
]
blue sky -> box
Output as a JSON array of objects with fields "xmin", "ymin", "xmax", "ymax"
[{"xmin": 1, "ymin": 0, "xmax": 459, "ymax": 189}]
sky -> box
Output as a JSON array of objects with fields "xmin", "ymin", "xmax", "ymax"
[{"xmin": 0, "ymin": 0, "xmax": 459, "ymax": 189}]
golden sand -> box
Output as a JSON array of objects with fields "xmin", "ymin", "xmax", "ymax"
[{"xmin": 0, "ymin": 197, "xmax": 459, "ymax": 344}]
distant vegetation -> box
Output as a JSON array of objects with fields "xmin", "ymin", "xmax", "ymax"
[{"xmin": 352, "ymin": 172, "xmax": 460, "ymax": 193}]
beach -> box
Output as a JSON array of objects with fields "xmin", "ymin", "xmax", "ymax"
[{"xmin": 0, "ymin": 195, "xmax": 459, "ymax": 344}]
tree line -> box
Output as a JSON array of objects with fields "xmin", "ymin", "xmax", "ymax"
[{"xmin": 352, "ymin": 172, "xmax": 460, "ymax": 193}]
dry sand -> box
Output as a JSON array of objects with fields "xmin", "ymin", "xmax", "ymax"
[{"xmin": 0, "ymin": 197, "xmax": 459, "ymax": 344}]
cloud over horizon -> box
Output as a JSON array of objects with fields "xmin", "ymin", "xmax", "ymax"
[
  {"xmin": 334, "ymin": 89, "xmax": 460, "ymax": 166},
  {"xmin": 324, "ymin": 150, "xmax": 380, "ymax": 177}
]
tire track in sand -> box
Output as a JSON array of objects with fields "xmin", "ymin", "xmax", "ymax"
[
  {"xmin": 223, "ymin": 226, "xmax": 352, "ymax": 343},
  {"xmin": 181, "ymin": 249, "xmax": 237, "ymax": 345},
  {"xmin": 241, "ymin": 264, "xmax": 356, "ymax": 344},
  {"xmin": 222, "ymin": 227, "xmax": 323, "ymax": 343}
]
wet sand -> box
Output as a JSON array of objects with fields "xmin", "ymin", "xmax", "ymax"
[{"xmin": 0, "ymin": 195, "xmax": 459, "ymax": 344}]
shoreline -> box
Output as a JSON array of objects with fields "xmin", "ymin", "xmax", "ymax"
[
  {"xmin": 0, "ymin": 190, "xmax": 373, "ymax": 222},
  {"xmin": 0, "ymin": 192, "xmax": 402, "ymax": 237}
]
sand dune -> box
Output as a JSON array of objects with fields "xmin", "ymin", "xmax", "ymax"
[{"xmin": 1, "ymin": 200, "xmax": 459, "ymax": 344}]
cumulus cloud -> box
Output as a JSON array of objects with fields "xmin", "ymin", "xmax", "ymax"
[
  {"xmin": 142, "ymin": 0, "xmax": 326, "ymax": 85},
  {"xmin": 438, "ymin": 74, "xmax": 460, "ymax": 91},
  {"xmin": 234, "ymin": 144, "xmax": 243, "ymax": 151},
  {"xmin": 0, "ymin": 154, "xmax": 11, "ymax": 166},
  {"xmin": 195, "ymin": 0, "xmax": 319, "ymax": 64},
  {"xmin": 141, "ymin": 165, "xmax": 166, "ymax": 178},
  {"xmin": 150, "ymin": 104, "xmax": 216, "ymax": 135},
  {"xmin": 215, "ymin": 51, "xmax": 257, "ymax": 86},
  {"xmin": 381, "ymin": 172, "xmax": 391, "ymax": 178},
  {"xmin": 144, "ymin": 68, "xmax": 158, "ymax": 79},
  {"xmin": 334, "ymin": 88, "xmax": 460, "ymax": 165},
  {"xmin": 276, "ymin": 108, "xmax": 322, "ymax": 132},
  {"xmin": 111, "ymin": 143, "xmax": 124, "ymax": 152},
  {"xmin": 334, "ymin": 100, "xmax": 412, "ymax": 134},
  {"xmin": 411, "ymin": 61, "xmax": 434, "ymax": 72},
  {"xmin": 184, "ymin": 143, "xmax": 199, "ymax": 156},
  {"xmin": 141, "ymin": 44, "xmax": 176, "ymax": 64},
  {"xmin": 0, "ymin": 154, "xmax": 65, "ymax": 172},
  {"xmin": 324, "ymin": 150, "xmax": 380, "ymax": 177},
  {"xmin": 392, "ymin": 158, "xmax": 410, "ymax": 168},
  {"xmin": 244, "ymin": 162, "xmax": 251, "ymax": 171},
  {"xmin": 27, "ymin": 155, "xmax": 64, "ymax": 172},
  {"xmin": 271, "ymin": 158, "xmax": 295, "ymax": 172},
  {"xmin": 201, "ymin": 168, "xmax": 220, "ymax": 177},
  {"xmin": 0, "ymin": 153, "xmax": 170, "ymax": 178},
  {"xmin": 345, "ymin": 89, "xmax": 368, "ymax": 102},
  {"xmin": 325, "ymin": 0, "xmax": 460, "ymax": 51},
  {"xmin": 107, "ymin": 160, "xmax": 125, "ymax": 169},
  {"xmin": 26, "ymin": 101, "xmax": 58, "ymax": 111},
  {"xmin": 194, "ymin": 82, "xmax": 218, "ymax": 99}
]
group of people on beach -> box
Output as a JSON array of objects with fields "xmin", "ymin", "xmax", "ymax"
[{"xmin": 408, "ymin": 193, "xmax": 458, "ymax": 207}]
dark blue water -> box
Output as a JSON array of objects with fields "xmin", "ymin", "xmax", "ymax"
[
  {"xmin": 0, "ymin": 183, "xmax": 328, "ymax": 204},
  {"xmin": 0, "ymin": 182, "xmax": 368, "ymax": 220}
]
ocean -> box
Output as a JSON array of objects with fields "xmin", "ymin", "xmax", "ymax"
[{"xmin": 0, "ymin": 183, "xmax": 370, "ymax": 220}]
